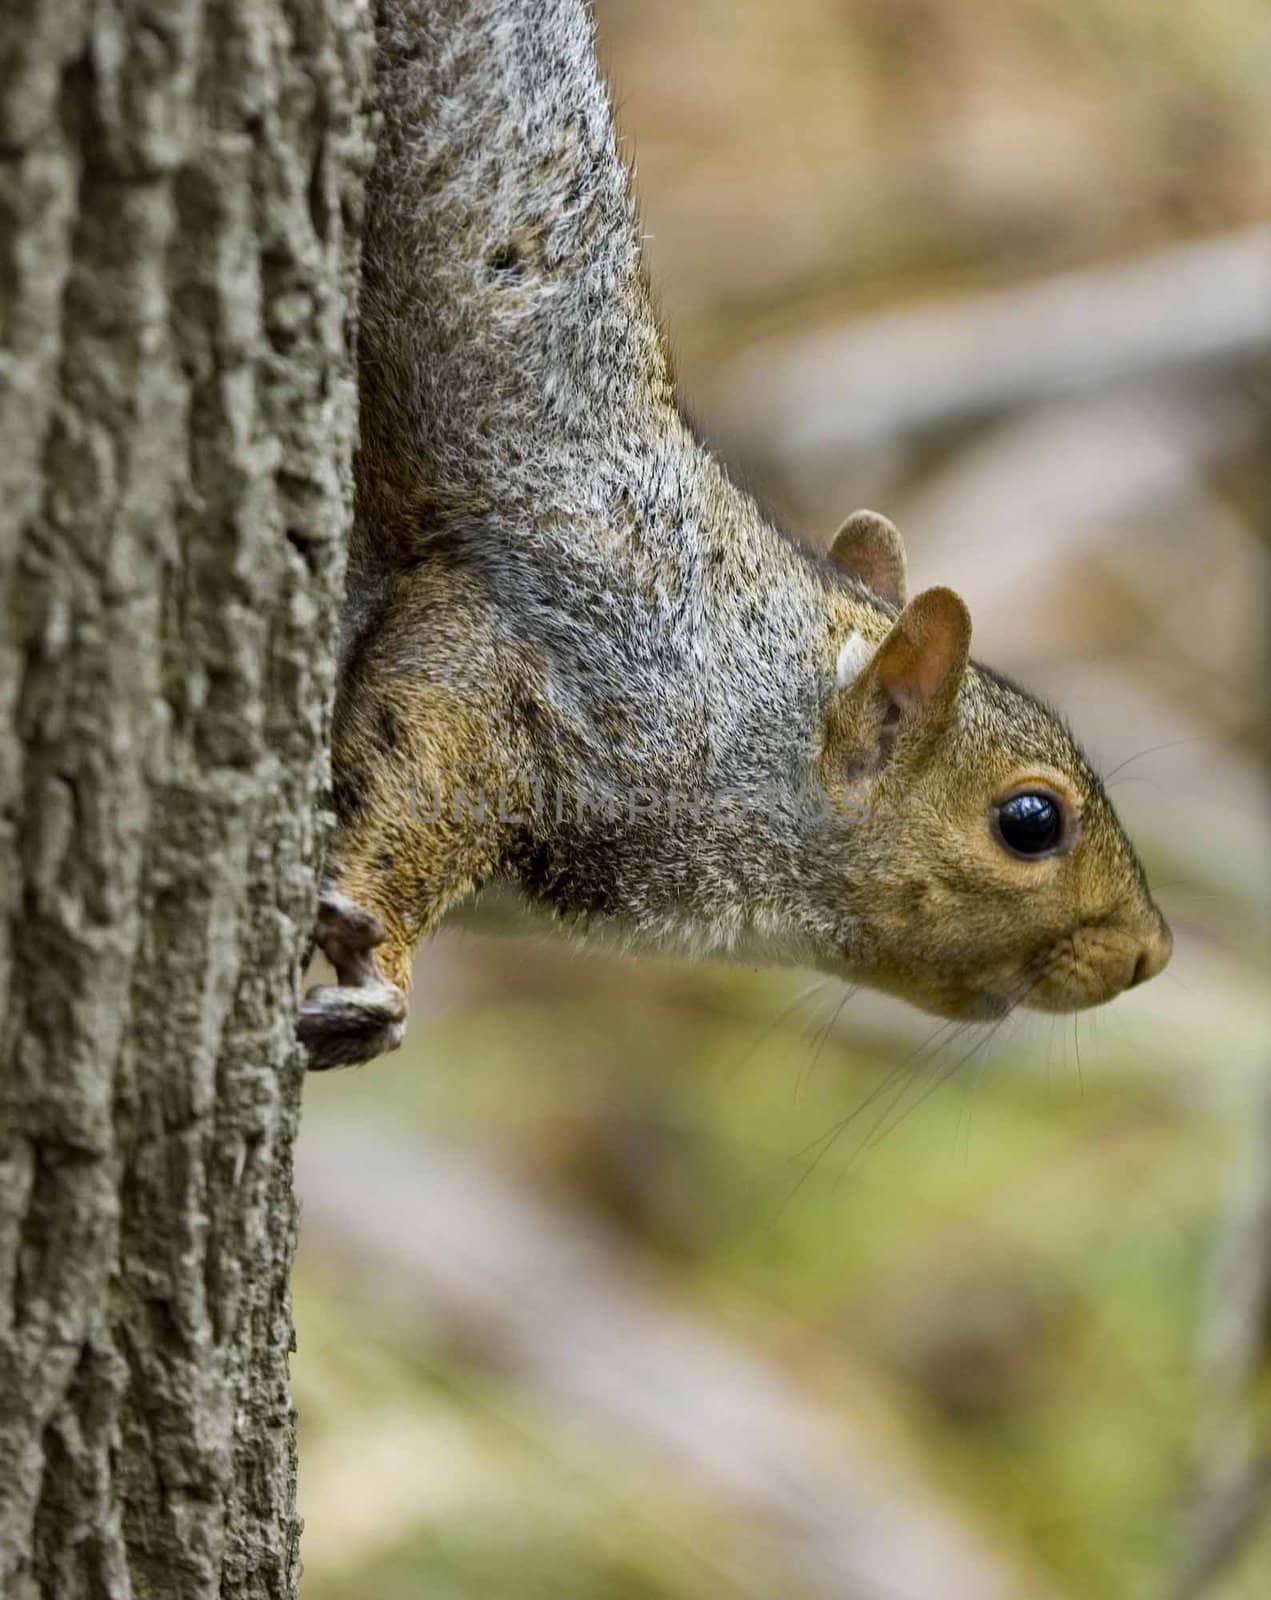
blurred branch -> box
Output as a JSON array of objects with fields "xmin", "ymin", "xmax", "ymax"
[
  {"xmin": 711, "ymin": 224, "xmax": 1271, "ymax": 465},
  {"xmin": 297, "ymin": 1125, "xmax": 1064, "ymax": 1600},
  {"xmin": 1170, "ymin": 1082, "xmax": 1271, "ymax": 1599},
  {"xmin": 1165, "ymin": 367, "xmax": 1271, "ymax": 1598},
  {"xmin": 899, "ymin": 386, "xmax": 1253, "ymax": 606},
  {"xmin": 1170, "ymin": 1457, "xmax": 1271, "ymax": 1600}
]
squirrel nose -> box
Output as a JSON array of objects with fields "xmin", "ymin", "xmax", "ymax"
[{"xmin": 1129, "ymin": 914, "xmax": 1172, "ymax": 988}]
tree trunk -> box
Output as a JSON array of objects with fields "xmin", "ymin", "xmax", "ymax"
[{"xmin": 0, "ymin": 1, "xmax": 371, "ymax": 1594}]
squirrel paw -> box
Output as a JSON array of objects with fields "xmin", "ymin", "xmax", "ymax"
[
  {"xmin": 299, "ymin": 888, "xmax": 407, "ymax": 1070},
  {"xmin": 299, "ymin": 981, "xmax": 407, "ymax": 1069}
]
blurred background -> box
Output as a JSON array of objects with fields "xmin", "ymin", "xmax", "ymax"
[{"xmin": 297, "ymin": 2, "xmax": 1271, "ymax": 1596}]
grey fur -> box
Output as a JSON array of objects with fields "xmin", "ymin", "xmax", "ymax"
[
  {"xmin": 356, "ymin": 0, "xmax": 866, "ymax": 956},
  {"xmin": 305, "ymin": 0, "xmax": 1169, "ymax": 1065}
]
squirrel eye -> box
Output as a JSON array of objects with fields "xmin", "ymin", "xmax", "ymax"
[{"xmin": 995, "ymin": 791, "xmax": 1063, "ymax": 857}]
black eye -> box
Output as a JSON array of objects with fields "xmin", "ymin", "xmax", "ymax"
[{"xmin": 995, "ymin": 791, "xmax": 1063, "ymax": 857}]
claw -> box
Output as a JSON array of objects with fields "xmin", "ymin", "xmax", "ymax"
[
  {"xmin": 299, "ymin": 981, "xmax": 407, "ymax": 1070},
  {"xmin": 314, "ymin": 887, "xmax": 386, "ymax": 987},
  {"xmin": 300, "ymin": 886, "xmax": 408, "ymax": 1068}
]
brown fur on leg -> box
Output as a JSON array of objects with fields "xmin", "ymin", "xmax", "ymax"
[
  {"xmin": 299, "ymin": 888, "xmax": 408, "ymax": 1069},
  {"xmin": 301, "ymin": 612, "xmax": 516, "ymax": 1068}
]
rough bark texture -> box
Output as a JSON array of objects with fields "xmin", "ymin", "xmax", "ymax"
[{"xmin": 0, "ymin": 1, "xmax": 372, "ymax": 1595}]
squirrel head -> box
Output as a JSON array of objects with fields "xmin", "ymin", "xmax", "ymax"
[{"xmin": 814, "ymin": 511, "xmax": 1171, "ymax": 1019}]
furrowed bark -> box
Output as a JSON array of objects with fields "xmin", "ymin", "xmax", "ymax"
[{"xmin": 0, "ymin": 1, "xmax": 372, "ymax": 1595}]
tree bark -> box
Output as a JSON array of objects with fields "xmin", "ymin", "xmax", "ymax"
[{"xmin": 0, "ymin": 1, "xmax": 372, "ymax": 1595}]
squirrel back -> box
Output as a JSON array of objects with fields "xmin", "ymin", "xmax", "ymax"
[{"xmin": 298, "ymin": 0, "xmax": 1171, "ymax": 1069}]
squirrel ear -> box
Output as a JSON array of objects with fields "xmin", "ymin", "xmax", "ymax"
[
  {"xmin": 872, "ymin": 586, "xmax": 971, "ymax": 718},
  {"xmin": 830, "ymin": 510, "xmax": 907, "ymax": 607},
  {"xmin": 830, "ymin": 589, "xmax": 970, "ymax": 772}
]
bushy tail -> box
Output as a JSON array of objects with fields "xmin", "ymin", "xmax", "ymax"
[{"xmin": 354, "ymin": 0, "xmax": 671, "ymax": 571}]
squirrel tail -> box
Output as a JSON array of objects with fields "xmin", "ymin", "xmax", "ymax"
[{"xmin": 353, "ymin": 0, "xmax": 673, "ymax": 575}]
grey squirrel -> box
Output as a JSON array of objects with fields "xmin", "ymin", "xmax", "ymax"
[{"xmin": 299, "ymin": 0, "xmax": 1171, "ymax": 1069}]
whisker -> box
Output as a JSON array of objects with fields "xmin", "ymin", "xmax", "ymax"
[
  {"xmin": 726, "ymin": 977, "xmax": 826, "ymax": 1082},
  {"xmin": 860, "ymin": 1001, "xmax": 1026, "ymax": 1154},
  {"xmin": 795, "ymin": 984, "xmax": 856, "ymax": 1103},
  {"xmin": 1159, "ymin": 967, "xmax": 1198, "ymax": 999},
  {"xmin": 787, "ymin": 1013, "xmax": 967, "ymax": 1165},
  {"xmin": 776, "ymin": 1018, "xmax": 980, "ymax": 1212},
  {"xmin": 1072, "ymin": 1010, "xmax": 1084, "ymax": 1094},
  {"xmin": 781, "ymin": 951, "xmax": 1059, "ymax": 1210},
  {"xmin": 1100, "ymin": 737, "xmax": 1208, "ymax": 784},
  {"xmin": 957, "ymin": 1022, "xmax": 1008, "ymax": 1160},
  {"xmin": 849, "ymin": 1050, "xmax": 977, "ymax": 1166}
]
